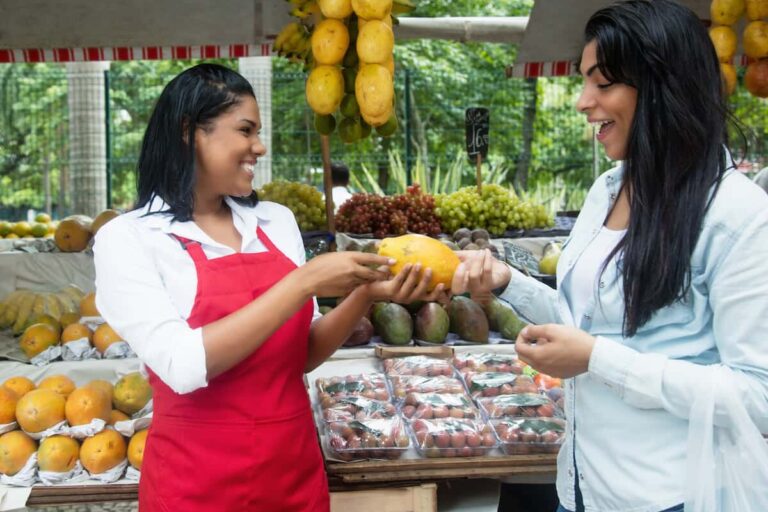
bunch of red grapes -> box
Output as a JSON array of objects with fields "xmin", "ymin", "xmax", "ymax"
[{"xmin": 335, "ymin": 184, "xmax": 443, "ymax": 238}]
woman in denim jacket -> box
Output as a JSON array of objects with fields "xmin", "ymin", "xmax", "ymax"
[{"xmin": 455, "ymin": 1, "xmax": 768, "ymax": 511}]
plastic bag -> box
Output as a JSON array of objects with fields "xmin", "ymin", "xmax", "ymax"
[{"xmin": 685, "ymin": 366, "xmax": 768, "ymax": 511}]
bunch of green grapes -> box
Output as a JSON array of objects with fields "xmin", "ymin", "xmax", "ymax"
[
  {"xmin": 258, "ymin": 180, "xmax": 327, "ymax": 231},
  {"xmin": 435, "ymin": 184, "xmax": 554, "ymax": 235}
]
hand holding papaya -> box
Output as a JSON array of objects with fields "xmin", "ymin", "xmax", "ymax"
[
  {"xmin": 451, "ymin": 249, "xmax": 512, "ymax": 296},
  {"xmin": 299, "ymin": 252, "xmax": 392, "ymax": 298}
]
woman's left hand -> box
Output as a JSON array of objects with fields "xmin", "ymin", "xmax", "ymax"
[
  {"xmin": 362, "ymin": 264, "xmax": 451, "ymax": 305},
  {"xmin": 515, "ymin": 324, "xmax": 596, "ymax": 379}
]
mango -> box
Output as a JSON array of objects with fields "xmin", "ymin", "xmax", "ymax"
[
  {"xmin": 448, "ymin": 296, "xmax": 489, "ymax": 343},
  {"xmin": 343, "ymin": 317, "xmax": 374, "ymax": 347},
  {"xmin": 484, "ymin": 298, "xmax": 527, "ymax": 340},
  {"xmin": 414, "ymin": 303, "xmax": 449, "ymax": 344},
  {"xmin": 372, "ymin": 303, "xmax": 413, "ymax": 345}
]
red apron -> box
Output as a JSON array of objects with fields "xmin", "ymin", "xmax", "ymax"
[{"xmin": 139, "ymin": 226, "xmax": 329, "ymax": 512}]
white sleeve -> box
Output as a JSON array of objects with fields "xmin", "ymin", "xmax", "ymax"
[
  {"xmin": 588, "ymin": 210, "xmax": 768, "ymax": 431},
  {"xmin": 282, "ymin": 207, "xmax": 322, "ymax": 322},
  {"xmin": 497, "ymin": 266, "xmax": 562, "ymax": 325},
  {"xmin": 93, "ymin": 220, "xmax": 208, "ymax": 394}
]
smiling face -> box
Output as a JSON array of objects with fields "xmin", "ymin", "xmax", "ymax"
[
  {"xmin": 576, "ymin": 41, "xmax": 638, "ymax": 161},
  {"xmin": 194, "ymin": 94, "xmax": 266, "ymax": 200}
]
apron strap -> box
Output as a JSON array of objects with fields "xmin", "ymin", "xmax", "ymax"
[
  {"xmin": 256, "ymin": 226, "xmax": 280, "ymax": 254},
  {"xmin": 170, "ymin": 234, "xmax": 208, "ymax": 264}
]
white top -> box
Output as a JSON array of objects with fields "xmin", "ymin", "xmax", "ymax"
[
  {"xmin": 331, "ymin": 186, "xmax": 352, "ymax": 213},
  {"xmin": 565, "ymin": 226, "xmax": 626, "ymax": 326},
  {"xmin": 93, "ymin": 196, "xmax": 320, "ymax": 395}
]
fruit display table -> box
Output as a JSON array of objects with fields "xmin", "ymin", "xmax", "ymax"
[{"xmin": 0, "ymin": 250, "xmax": 95, "ymax": 299}]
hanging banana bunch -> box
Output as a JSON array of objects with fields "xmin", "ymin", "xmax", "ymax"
[{"xmin": 275, "ymin": 0, "xmax": 416, "ymax": 143}]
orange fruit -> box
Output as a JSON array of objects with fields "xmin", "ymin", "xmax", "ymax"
[
  {"xmin": 38, "ymin": 375, "xmax": 76, "ymax": 399},
  {"xmin": 19, "ymin": 323, "xmax": 60, "ymax": 358},
  {"xmin": 743, "ymin": 21, "xmax": 768, "ymax": 60},
  {"xmin": 113, "ymin": 373, "xmax": 152, "ymax": 416},
  {"xmin": 710, "ymin": 26, "xmax": 738, "ymax": 63},
  {"xmin": 0, "ymin": 387, "xmax": 19, "ymax": 424},
  {"xmin": 721, "ymin": 63, "xmax": 737, "ymax": 96},
  {"xmin": 61, "ymin": 323, "xmax": 93, "ymax": 344},
  {"xmin": 0, "ymin": 430, "xmax": 37, "ymax": 475},
  {"xmin": 93, "ymin": 324, "xmax": 123, "ymax": 354},
  {"xmin": 745, "ymin": 59, "xmax": 768, "ymax": 98},
  {"xmin": 53, "ymin": 215, "xmax": 93, "ymax": 252},
  {"xmin": 15, "ymin": 389, "xmax": 66, "ymax": 433},
  {"xmin": 59, "ymin": 312, "xmax": 81, "ymax": 328},
  {"xmin": 80, "ymin": 429, "xmax": 127, "ymax": 474},
  {"xmin": 108, "ymin": 409, "xmax": 130, "ymax": 426},
  {"xmin": 127, "ymin": 429, "xmax": 148, "ymax": 470},
  {"xmin": 65, "ymin": 387, "xmax": 112, "ymax": 426},
  {"xmin": 79, "ymin": 292, "xmax": 100, "ymax": 317},
  {"xmin": 38, "ymin": 435, "xmax": 80, "ymax": 473},
  {"xmin": 85, "ymin": 380, "xmax": 114, "ymax": 403},
  {"xmin": 3, "ymin": 376, "xmax": 35, "ymax": 398},
  {"xmin": 91, "ymin": 209, "xmax": 120, "ymax": 235}
]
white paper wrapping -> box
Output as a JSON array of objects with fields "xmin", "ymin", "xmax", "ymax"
[
  {"xmin": 79, "ymin": 316, "xmax": 105, "ymax": 331},
  {"xmin": 114, "ymin": 413, "xmax": 152, "ymax": 437},
  {"xmin": 37, "ymin": 460, "xmax": 89, "ymax": 486},
  {"xmin": 0, "ymin": 453, "xmax": 38, "ymax": 487},
  {"xmin": 68, "ymin": 418, "xmax": 107, "ymax": 440},
  {"xmin": 87, "ymin": 458, "xmax": 128, "ymax": 484},
  {"xmin": 103, "ymin": 341, "xmax": 136, "ymax": 360},
  {"xmin": 61, "ymin": 338, "xmax": 101, "ymax": 361},
  {"xmin": 30, "ymin": 345, "xmax": 63, "ymax": 366},
  {"xmin": 124, "ymin": 465, "xmax": 141, "ymax": 482},
  {"xmin": 0, "ymin": 422, "xmax": 18, "ymax": 435},
  {"xmin": 23, "ymin": 420, "xmax": 69, "ymax": 441}
]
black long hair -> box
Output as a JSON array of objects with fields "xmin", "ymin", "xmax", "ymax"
[
  {"xmin": 586, "ymin": 0, "xmax": 732, "ymax": 336},
  {"xmin": 135, "ymin": 63, "xmax": 258, "ymax": 221}
]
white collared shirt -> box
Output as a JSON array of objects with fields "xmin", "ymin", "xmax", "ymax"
[{"xmin": 93, "ymin": 196, "xmax": 320, "ymax": 395}]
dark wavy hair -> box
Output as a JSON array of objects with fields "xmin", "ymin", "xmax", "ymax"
[
  {"xmin": 586, "ymin": 0, "xmax": 734, "ymax": 336},
  {"xmin": 135, "ymin": 63, "xmax": 258, "ymax": 221}
]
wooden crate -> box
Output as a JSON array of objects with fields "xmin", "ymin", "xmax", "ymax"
[{"xmin": 331, "ymin": 483, "xmax": 437, "ymax": 512}]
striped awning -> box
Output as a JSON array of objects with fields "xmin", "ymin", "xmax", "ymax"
[{"xmin": 0, "ymin": 44, "xmax": 274, "ymax": 64}]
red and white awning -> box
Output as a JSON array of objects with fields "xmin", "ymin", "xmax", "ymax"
[{"xmin": 0, "ymin": 44, "xmax": 274, "ymax": 64}]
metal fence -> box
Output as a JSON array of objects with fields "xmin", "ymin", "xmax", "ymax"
[{"xmin": 1, "ymin": 60, "xmax": 767, "ymax": 220}]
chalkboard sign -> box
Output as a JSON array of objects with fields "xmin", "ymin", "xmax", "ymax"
[
  {"xmin": 465, "ymin": 108, "xmax": 489, "ymax": 159},
  {"xmin": 502, "ymin": 241, "xmax": 540, "ymax": 276}
]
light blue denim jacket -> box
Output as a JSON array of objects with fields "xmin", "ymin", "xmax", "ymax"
[{"xmin": 499, "ymin": 163, "xmax": 768, "ymax": 512}]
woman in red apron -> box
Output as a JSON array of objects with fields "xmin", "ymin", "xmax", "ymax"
[{"xmin": 93, "ymin": 64, "xmax": 445, "ymax": 511}]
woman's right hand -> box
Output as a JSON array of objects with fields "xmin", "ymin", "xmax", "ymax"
[
  {"xmin": 297, "ymin": 252, "xmax": 393, "ymax": 298},
  {"xmin": 451, "ymin": 249, "xmax": 512, "ymax": 295}
]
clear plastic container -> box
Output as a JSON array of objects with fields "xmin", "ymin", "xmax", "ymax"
[
  {"xmin": 315, "ymin": 373, "xmax": 390, "ymax": 407},
  {"xmin": 408, "ymin": 417, "xmax": 497, "ymax": 458},
  {"xmin": 453, "ymin": 352, "xmax": 525, "ymax": 374},
  {"xmin": 388, "ymin": 374, "xmax": 466, "ymax": 401},
  {"xmin": 320, "ymin": 396, "xmax": 397, "ymax": 422},
  {"xmin": 462, "ymin": 371, "xmax": 538, "ymax": 398},
  {"xmin": 401, "ymin": 392, "xmax": 480, "ymax": 420},
  {"xmin": 382, "ymin": 355, "xmax": 454, "ymax": 377},
  {"xmin": 476, "ymin": 393, "xmax": 562, "ymax": 419},
  {"xmin": 326, "ymin": 417, "xmax": 411, "ymax": 461},
  {"xmin": 492, "ymin": 417, "xmax": 566, "ymax": 454}
]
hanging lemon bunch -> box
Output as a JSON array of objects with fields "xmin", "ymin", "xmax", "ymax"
[
  {"xmin": 708, "ymin": 0, "xmax": 768, "ymax": 98},
  {"xmin": 274, "ymin": 0, "xmax": 414, "ymax": 142}
]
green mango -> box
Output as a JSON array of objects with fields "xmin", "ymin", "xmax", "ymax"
[
  {"xmin": 414, "ymin": 303, "xmax": 449, "ymax": 344},
  {"xmin": 448, "ymin": 296, "xmax": 489, "ymax": 343},
  {"xmin": 372, "ymin": 302, "xmax": 413, "ymax": 345}
]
